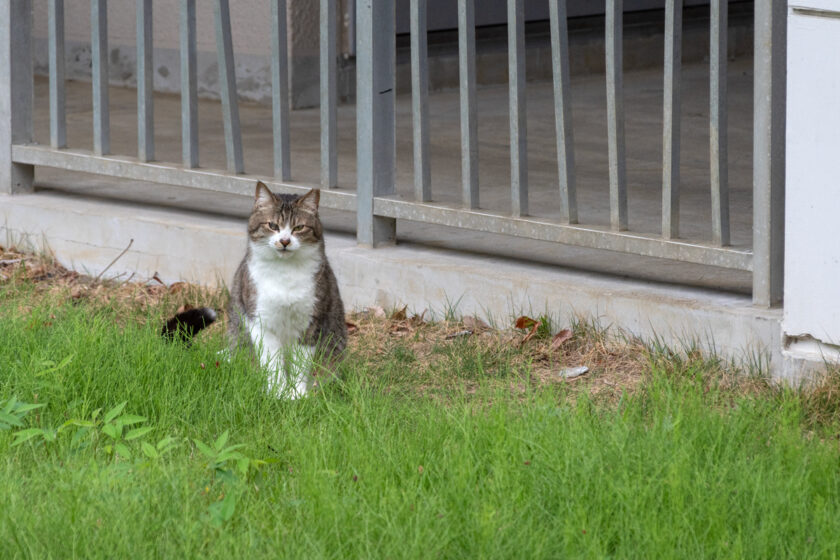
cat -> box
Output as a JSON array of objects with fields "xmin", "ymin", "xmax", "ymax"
[
  {"xmin": 226, "ymin": 181, "xmax": 347, "ymax": 398},
  {"xmin": 162, "ymin": 181, "xmax": 347, "ymax": 399}
]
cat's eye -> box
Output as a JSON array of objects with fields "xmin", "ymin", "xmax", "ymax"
[
  {"xmin": 267, "ymin": 222, "xmax": 280, "ymax": 231},
  {"xmin": 293, "ymin": 225, "xmax": 306, "ymax": 233}
]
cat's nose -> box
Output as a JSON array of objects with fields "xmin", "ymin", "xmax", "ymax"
[{"xmin": 279, "ymin": 237, "xmax": 291, "ymax": 247}]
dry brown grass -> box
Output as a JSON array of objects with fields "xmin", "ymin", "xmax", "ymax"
[{"xmin": 4, "ymin": 245, "xmax": 840, "ymax": 419}]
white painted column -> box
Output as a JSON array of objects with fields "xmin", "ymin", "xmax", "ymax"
[{"xmin": 784, "ymin": 1, "xmax": 840, "ymax": 366}]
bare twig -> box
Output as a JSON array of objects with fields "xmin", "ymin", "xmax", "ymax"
[{"xmin": 94, "ymin": 239, "xmax": 134, "ymax": 283}]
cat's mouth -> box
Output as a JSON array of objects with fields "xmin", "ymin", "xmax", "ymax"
[{"xmin": 274, "ymin": 246, "xmax": 295, "ymax": 257}]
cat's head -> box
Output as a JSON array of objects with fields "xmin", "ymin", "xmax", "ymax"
[{"xmin": 248, "ymin": 181, "xmax": 323, "ymax": 259}]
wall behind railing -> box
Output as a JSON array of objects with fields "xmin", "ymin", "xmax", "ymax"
[
  {"xmin": 30, "ymin": 0, "xmax": 346, "ymax": 108},
  {"xmin": 29, "ymin": 1, "xmax": 753, "ymax": 109}
]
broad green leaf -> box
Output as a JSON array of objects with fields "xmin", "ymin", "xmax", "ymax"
[
  {"xmin": 103, "ymin": 402, "xmax": 127, "ymax": 424},
  {"xmin": 102, "ymin": 423, "xmax": 120, "ymax": 440},
  {"xmin": 61, "ymin": 419, "xmax": 95, "ymax": 429},
  {"xmin": 116, "ymin": 414, "xmax": 147, "ymax": 427},
  {"xmin": 214, "ymin": 430, "xmax": 230, "ymax": 452},
  {"xmin": 114, "ymin": 443, "xmax": 132, "ymax": 459},
  {"xmin": 1, "ymin": 398, "xmax": 14, "ymax": 414},
  {"xmin": 36, "ymin": 354, "xmax": 74, "ymax": 377},
  {"xmin": 13, "ymin": 403, "xmax": 45, "ymax": 414},
  {"xmin": 0, "ymin": 411, "xmax": 24, "ymax": 428},
  {"xmin": 216, "ymin": 469, "xmax": 238, "ymax": 484},
  {"xmin": 11, "ymin": 428, "xmax": 45, "ymax": 446},
  {"xmin": 125, "ymin": 426, "xmax": 154, "ymax": 441},
  {"xmin": 156, "ymin": 436, "xmax": 177, "ymax": 451},
  {"xmin": 141, "ymin": 442, "xmax": 158, "ymax": 459},
  {"xmin": 217, "ymin": 449, "xmax": 245, "ymax": 463},
  {"xmin": 70, "ymin": 426, "xmax": 91, "ymax": 448},
  {"xmin": 219, "ymin": 492, "xmax": 236, "ymax": 520},
  {"xmin": 237, "ymin": 457, "xmax": 250, "ymax": 475},
  {"xmin": 193, "ymin": 439, "xmax": 216, "ymax": 459}
]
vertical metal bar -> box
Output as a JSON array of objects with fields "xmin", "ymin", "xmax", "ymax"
[
  {"xmin": 0, "ymin": 0, "xmax": 34, "ymax": 194},
  {"xmin": 410, "ymin": 0, "xmax": 431, "ymax": 202},
  {"xmin": 48, "ymin": 0, "xmax": 66, "ymax": 149},
  {"xmin": 356, "ymin": 0, "xmax": 396, "ymax": 246},
  {"xmin": 549, "ymin": 0, "xmax": 577, "ymax": 224},
  {"xmin": 320, "ymin": 0, "xmax": 337, "ymax": 188},
  {"xmin": 180, "ymin": 0, "xmax": 198, "ymax": 168},
  {"xmin": 606, "ymin": 0, "xmax": 627, "ymax": 231},
  {"xmin": 458, "ymin": 0, "xmax": 479, "ymax": 209},
  {"xmin": 91, "ymin": 0, "xmax": 109, "ymax": 156},
  {"xmin": 137, "ymin": 0, "xmax": 154, "ymax": 162},
  {"xmin": 710, "ymin": 0, "xmax": 730, "ymax": 246},
  {"xmin": 752, "ymin": 0, "xmax": 786, "ymax": 307},
  {"xmin": 661, "ymin": 0, "xmax": 682, "ymax": 239},
  {"xmin": 508, "ymin": 0, "xmax": 528, "ymax": 217},
  {"xmin": 271, "ymin": 0, "xmax": 291, "ymax": 180},
  {"xmin": 214, "ymin": 0, "xmax": 244, "ymax": 174}
]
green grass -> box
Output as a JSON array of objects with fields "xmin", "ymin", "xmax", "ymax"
[{"xmin": 2, "ymin": 283, "xmax": 840, "ymax": 558}]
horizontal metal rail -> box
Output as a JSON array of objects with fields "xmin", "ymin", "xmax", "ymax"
[
  {"xmin": 11, "ymin": 145, "xmax": 356, "ymax": 212},
  {"xmin": 373, "ymin": 197, "xmax": 752, "ymax": 271},
  {"xmin": 13, "ymin": 143, "xmax": 752, "ymax": 271}
]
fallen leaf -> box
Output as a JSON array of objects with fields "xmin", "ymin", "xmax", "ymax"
[
  {"xmin": 176, "ymin": 303, "xmax": 194, "ymax": 314},
  {"xmin": 150, "ymin": 272, "xmax": 165, "ymax": 286},
  {"xmin": 445, "ymin": 330, "xmax": 473, "ymax": 340},
  {"xmin": 346, "ymin": 321, "xmax": 359, "ymax": 335},
  {"xmin": 550, "ymin": 328, "xmax": 573, "ymax": 350},
  {"xmin": 368, "ymin": 305, "xmax": 386, "ymax": 319},
  {"xmin": 168, "ymin": 282, "xmax": 187, "ymax": 294},
  {"xmin": 390, "ymin": 322, "xmax": 412, "ymax": 336},
  {"xmin": 418, "ymin": 465, "xmax": 424, "ymax": 474},
  {"xmin": 514, "ymin": 316, "xmax": 538, "ymax": 330},
  {"xmin": 390, "ymin": 305, "xmax": 408, "ymax": 321},
  {"xmin": 409, "ymin": 309, "xmax": 427, "ymax": 327},
  {"xmin": 463, "ymin": 315, "xmax": 489, "ymax": 333},
  {"xmin": 519, "ymin": 321, "xmax": 542, "ymax": 346},
  {"xmin": 26, "ymin": 265, "xmax": 46, "ymax": 279},
  {"xmin": 558, "ymin": 366, "xmax": 589, "ymax": 379}
]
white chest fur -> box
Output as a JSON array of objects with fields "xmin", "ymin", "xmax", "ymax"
[{"xmin": 246, "ymin": 243, "xmax": 322, "ymax": 367}]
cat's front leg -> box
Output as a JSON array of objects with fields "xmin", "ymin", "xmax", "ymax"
[{"xmin": 286, "ymin": 344, "xmax": 316, "ymax": 399}]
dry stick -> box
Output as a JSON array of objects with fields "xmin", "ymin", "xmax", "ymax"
[{"xmin": 94, "ymin": 238, "xmax": 134, "ymax": 283}]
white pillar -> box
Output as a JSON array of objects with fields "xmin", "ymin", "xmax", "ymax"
[{"xmin": 784, "ymin": 1, "xmax": 840, "ymax": 367}]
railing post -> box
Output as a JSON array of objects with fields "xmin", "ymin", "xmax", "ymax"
[
  {"xmin": 356, "ymin": 0, "xmax": 396, "ymax": 247},
  {"xmin": 752, "ymin": 0, "xmax": 786, "ymax": 307},
  {"xmin": 320, "ymin": 0, "xmax": 337, "ymax": 189},
  {"xmin": 0, "ymin": 0, "xmax": 34, "ymax": 195}
]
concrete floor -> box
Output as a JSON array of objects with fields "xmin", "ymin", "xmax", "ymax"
[{"xmin": 29, "ymin": 57, "xmax": 755, "ymax": 293}]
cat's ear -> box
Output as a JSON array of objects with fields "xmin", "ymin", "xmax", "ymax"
[
  {"xmin": 296, "ymin": 188, "xmax": 320, "ymax": 214},
  {"xmin": 254, "ymin": 181, "xmax": 275, "ymax": 209}
]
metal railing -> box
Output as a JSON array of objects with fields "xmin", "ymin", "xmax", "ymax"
[{"xmin": 0, "ymin": 0, "xmax": 786, "ymax": 306}]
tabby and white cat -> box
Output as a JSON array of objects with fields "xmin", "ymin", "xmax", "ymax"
[
  {"xmin": 227, "ymin": 181, "xmax": 347, "ymax": 398},
  {"xmin": 163, "ymin": 181, "xmax": 347, "ymax": 399}
]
